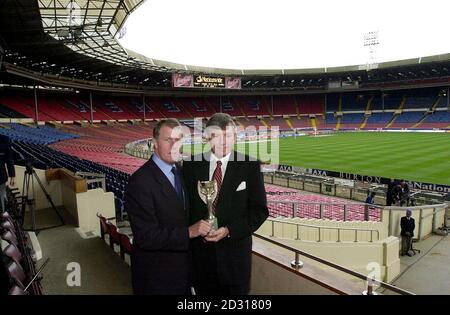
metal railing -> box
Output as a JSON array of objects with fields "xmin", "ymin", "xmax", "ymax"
[
  {"xmin": 264, "ymin": 172, "xmax": 447, "ymax": 206},
  {"xmin": 252, "ymin": 233, "xmax": 415, "ymax": 295},
  {"xmin": 75, "ymin": 171, "xmax": 106, "ymax": 190},
  {"xmin": 267, "ymin": 218, "xmax": 380, "ymax": 242},
  {"xmin": 124, "ymin": 139, "xmax": 151, "ymax": 160},
  {"xmin": 267, "ymin": 200, "xmax": 383, "ymax": 222}
]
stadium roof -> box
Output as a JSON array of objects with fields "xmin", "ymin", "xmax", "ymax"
[
  {"xmin": 20, "ymin": 0, "xmax": 450, "ymax": 75},
  {"xmin": 37, "ymin": 0, "xmax": 171, "ymax": 71},
  {"xmin": 0, "ymin": 0, "xmax": 449, "ymax": 93}
]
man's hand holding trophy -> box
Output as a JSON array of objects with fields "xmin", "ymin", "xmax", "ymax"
[{"xmin": 197, "ymin": 180, "xmax": 230, "ymax": 242}]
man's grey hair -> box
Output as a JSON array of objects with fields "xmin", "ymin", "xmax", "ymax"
[
  {"xmin": 153, "ymin": 118, "xmax": 182, "ymax": 139},
  {"xmin": 205, "ymin": 113, "xmax": 236, "ymax": 130}
]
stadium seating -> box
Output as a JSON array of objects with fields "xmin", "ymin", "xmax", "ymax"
[
  {"xmin": 205, "ymin": 97, "xmax": 243, "ymax": 117},
  {"xmin": 0, "ymin": 123, "xmax": 78, "ymax": 145},
  {"xmin": 326, "ymin": 94, "xmax": 340, "ymax": 112},
  {"xmin": 419, "ymin": 111, "xmax": 450, "ymax": 128},
  {"xmin": 390, "ymin": 111, "xmax": 425, "ymax": 128},
  {"xmin": 364, "ymin": 112, "xmax": 394, "ymax": 129},
  {"xmin": 403, "ymin": 89, "xmax": 438, "ymax": 109},
  {"xmin": 341, "ymin": 93, "xmax": 370, "ymax": 111},
  {"xmin": 50, "ymin": 124, "xmax": 152, "ymax": 173},
  {"xmin": 0, "ymin": 95, "xmax": 55, "ymax": 121},
  {"xmin": 175, "ymin": 98, "xmax": 216, "ymax": 117},
  {"xmin": 325, "ymin": 113, "xmax": 337, "ymax": 128},
  {"xmin": 289, "ymin": 116, "xmax": 313, "ymax": 129},
  {"xmin": 231, "ymin": 96, "xmax": 268, "ymax": 117},
  {"xmin": 378, "ymin": 91, "xmax": 404, "ymax": 110},
  {"xmin": 11, "ymin": 139, "xmax": 131, "ymax": 217},
  {"xmin": 267, "ymin": 117, "xmax": 292, "ymax": 130},
  {"xmin": 1, "ymin": 88, "xmax": 448, "ymax": 130},
  {"xmin": 296, "ymin": 95, "xmax": 325, "ymax": 115},
  {"xmin": 272, "ymin": 95, "xmax": 297, "ymax": 115},
  {"xmin": 314, "ymin": 115, "xmax": 326, "ymax": 129},
  {"xmin": 265, "ymin": 185, "xmax": 381, "ymax": 221},
  {"xmin": 339, "ymin": 113, "xmax": 365, "ymax": 129},
  {"xmin": 0, "ymin": 103, "xmax": 28, "ymax": 119},
  {"xmin": 95, "ymin": 213, "xmax": 133, "ymax": 262}
]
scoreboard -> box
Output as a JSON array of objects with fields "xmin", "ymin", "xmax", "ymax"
[{"xmin": 172, "ymin": 73, "xmax": 241, "ymax": 89}]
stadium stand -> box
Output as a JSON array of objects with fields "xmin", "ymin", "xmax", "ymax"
[
  {"xmin": 340, "ymin": 93, "xmax": 370, "ymax": 111},
  {"xmin": 419, "ymin": 111, "xmax": 450, "ymax": 128},
  {"xmin": 390, "ymin": 111, "xmax": 425, "ymax": 128},
  {"xmin": 296, "ymin": 95, "xmax": 325, "ymax": 115},
  {"xmin": 272, "ymin": 95, "xmax": 297, "ymax": 115},
  {"xmin": 234, "ymin": 96, "xmax": 271, "ymax": 117},
  {"xmin": 266, "ymin": 116, "xmax": 292, "ymax": 130},
  {"xmin": 339, "ymin": 113, "xmax": 365, "ymax": 129},
  {"xmin": 0, "ymin": 123, "xmax": 78, "ymax": 145},
  {"xmin": 379, "ymin": 91, "xmax": 404, "ymax": 110},
  {"xmin": 13, "ymin": 140, "xmax": 131, "ymax": 218},
  {"xmin": 0, "ymin": 103, "xmax": 28, "ymax": 119},
  {"xmin": 364, "ymin": 112, "xmax": 394, "ymax": 129},
  {"xmin": 1, "ymin": 88, "xmax": 449, "ymax": 130},
  {"xmin": 326, "ymin": 93, "xmax": 340, "ymax": 112},
  {"xmin": 403, "ymin": 89, "xmax": 439, "ymax": 109},
  {"xmin": 50, "ymin": 124, "xmax": 152, "ymax": 174},
  {"xmin": 265, "ymin": 185, "xmax": 381, "ymax": 221},
  {"xmin": 325, "ymin": 113, "xmax": 337, "ymax": 129},
  {"xmin": 290, "ymin": 116, "xmax": 313, "ymax": 129}
]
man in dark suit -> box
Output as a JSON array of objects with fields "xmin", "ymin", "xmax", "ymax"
[
  {"xmin": 0, "ymin": 134, "xmax": 16, "ymax": 212},
  {"xmin": 125, "ymin": 119, "xmax": 211, "ymax": 295},
  {"xmin": 183, "ymin": 113, "xmax": 269, "ymax": 295},
  {"xmin": 400, "ymin": 209, "xmax": 415, "ymax": 257}
]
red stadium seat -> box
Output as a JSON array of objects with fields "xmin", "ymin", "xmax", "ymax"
[
  {"xmin": 118, "ymin": 232, "xmax": 132, "ymax": 260},
  {"xmin": 107, "ymin": 222, "xmax": 121, "ymax": 250}
]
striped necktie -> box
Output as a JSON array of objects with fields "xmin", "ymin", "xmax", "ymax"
[{"xmin": 212, "ymin": 160, "xmax": 222, "ymax": 213}]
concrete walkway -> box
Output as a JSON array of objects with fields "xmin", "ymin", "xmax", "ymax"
[
  {"xmin": 382, "ymin": 233, "xmax": 450, "ymax": 295},
  {"xmin": 33, "ymin": 208, "xmax": 132, "ymax": 295}
]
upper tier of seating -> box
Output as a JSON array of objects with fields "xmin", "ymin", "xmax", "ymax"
[
  {"xmin": 0, "ymin": 103, "xmax": 28, "ymax": 119},
  {"xmin": 0, "ymin": 92, "xmax": 328, "ymax": 121},
  {"xmin": 327, "ymin": 87, "xmax": 448, "ymax": 112}
]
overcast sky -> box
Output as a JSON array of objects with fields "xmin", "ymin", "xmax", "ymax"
[{"xmin": 117, "ymin": 0, "xmax": 450, "ymax": 70}]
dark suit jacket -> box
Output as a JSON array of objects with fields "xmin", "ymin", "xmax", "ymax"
[
  {"xmin": 400, "ymin": 216, "xmax": 415, "ymax": 237},
  {"xmin": 182, "ymin": 151, "xmax": 268, "ymax": 287},
  {"xmin": 124, "ymin": 157, "xmax": 190, "ymax": 295},
  {"xmin": 0, "ymin": 135, "xmax": 15, "ymax": 185}
]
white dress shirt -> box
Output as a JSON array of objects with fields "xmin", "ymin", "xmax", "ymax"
[{"xmin": 209, "ymin": 152, "xmax": 231, "ymax": 182}]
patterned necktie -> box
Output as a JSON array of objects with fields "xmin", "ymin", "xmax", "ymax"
[
  {"xmin": 171, "ymin": 166, "xmax": 183, "ymax": 201},
  {"xmin": 212, "ymin": 160, "xmax": 222, "ymax": 213}
]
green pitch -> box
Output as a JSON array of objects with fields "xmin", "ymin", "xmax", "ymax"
[
  {"xmin": 183, "ymin": 132, "xmax": 450, "ymax": 185},
  {"xmin": 274, "ymin": 132, "xmax": 450, "ymax": 185}
]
